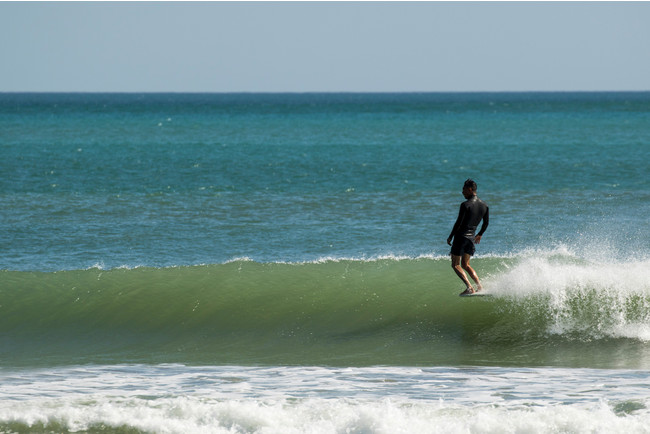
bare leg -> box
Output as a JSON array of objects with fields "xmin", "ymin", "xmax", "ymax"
[
  {"xmin": 461, "ymin": 254, "xmax": 482, "ymax": 291},
  {"xmin": 451, "ymin": 254, "xmax": 473, "ymax": 291}
]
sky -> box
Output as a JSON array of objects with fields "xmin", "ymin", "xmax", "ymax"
[{"xmin": 1, "ymin": 1, "xmax": 649, "ymax": 93}]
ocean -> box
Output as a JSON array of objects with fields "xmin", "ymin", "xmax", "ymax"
[{"xmin": 1, "ymin": 92, "xmax": 650, "ymax": 433}]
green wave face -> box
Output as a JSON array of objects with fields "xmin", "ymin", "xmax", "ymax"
[{"xmin": 3, "ymin": 255, "xmax": 650, "ymax": 368}]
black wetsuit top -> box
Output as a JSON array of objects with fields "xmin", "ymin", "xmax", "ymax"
[{"xmin": 449, "ymin": 195, "xmax": 489, "ymax": 243}]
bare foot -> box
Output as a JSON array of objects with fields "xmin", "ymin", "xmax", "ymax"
[{"xmin": 459, "ymin": 288, "xmax": 475, "ymax": 296}]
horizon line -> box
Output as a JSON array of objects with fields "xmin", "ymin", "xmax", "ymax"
[{"xmin": 2, "ymin": 90, "xmax": 649, "ymax": 94}]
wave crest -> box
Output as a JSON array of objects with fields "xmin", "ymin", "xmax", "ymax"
[{"xmin": 3, "ymin": 250, "xmax": 650, "ymax": 367}]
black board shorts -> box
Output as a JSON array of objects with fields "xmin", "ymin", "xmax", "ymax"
[{"xmin": 450, "ymin": 236, "xmax": 475, "ymax": 257}]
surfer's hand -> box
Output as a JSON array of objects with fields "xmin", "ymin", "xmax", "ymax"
[
  {"xmin": 475, "ymin": 235, "xmax": 482, "ymax": 244},
  {"xmin": 447, "ymin": 237, "xmax": 452, "ymax": 246}
]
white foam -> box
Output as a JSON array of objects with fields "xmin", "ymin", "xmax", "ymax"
[
  {"xmin": 2, "ymin": 389, "xmax": 649, "ymax": 434},
  {"xmin": 84, "ymin": 262, "xmax": 106, "ymax": 270},
  {"xmin": 268, "ymin": 253, "xmax": 452, "ymax": 265},
  {"xmin": 485, "ymin": 247, "xmax": 650, "ymax": 341},
  {"xmin": 225, "ymin": 256, "xmax": 255, "ymax": 264},
  {"xmin": 2, "ymin": 365, "xmax": 650, "ymax": 433}
]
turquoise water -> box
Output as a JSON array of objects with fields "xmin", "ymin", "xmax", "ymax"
[
  {"xmin": 2, "ymin": 92, "xmax": 650, "ymax": 432},
  {"xmin": 3, "ymin": 93, "xmax": 649, "ymax": 270}
]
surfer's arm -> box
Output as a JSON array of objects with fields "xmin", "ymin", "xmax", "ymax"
[
  {"xmin": 448, "ymin": 205, "xmax": 465, "ymax": 242},
  {"xmin": 476, "ymin": 207, "xmax": 489, "ymax": 241}
]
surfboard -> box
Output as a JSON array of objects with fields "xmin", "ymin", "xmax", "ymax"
[{"xmin": 459, "ymin": 292, "xmax": 491, "ymax": 297}]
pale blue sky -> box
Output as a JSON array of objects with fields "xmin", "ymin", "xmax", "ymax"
[{"xmin": 2, "ymin": 1, "xmax": 649, "ymax": 92}]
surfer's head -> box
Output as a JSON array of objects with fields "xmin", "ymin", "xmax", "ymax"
[
  {"xmin": 462, "ymin": 179, "xmax": 477, "ymax": 198},
  {"xmin": 464, "ymin": 179, "xmax": 477, "ymax": 191}
]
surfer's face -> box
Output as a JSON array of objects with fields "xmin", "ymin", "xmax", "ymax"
[{"xmin": 462, "ymin": 186, "xmax": 475, "ymax": 199}]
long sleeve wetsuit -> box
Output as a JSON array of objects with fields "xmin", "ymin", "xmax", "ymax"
[{"xmin": 449, "ymin": 195, "xmax": 489, "ymax": 243}]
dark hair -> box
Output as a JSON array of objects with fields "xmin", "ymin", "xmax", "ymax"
[{"xmin": 464, "ymin": 179, "xmax": 477, "ymax": 191}]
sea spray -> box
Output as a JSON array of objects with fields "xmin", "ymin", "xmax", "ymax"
[{"xmin": 487, "ymin": 248, "xmax": 650, "ymax": 341}]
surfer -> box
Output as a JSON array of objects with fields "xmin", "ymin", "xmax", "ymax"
[{"xmin": 447, "ymin": 179, "xmax": 489, "ymax": 296}]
